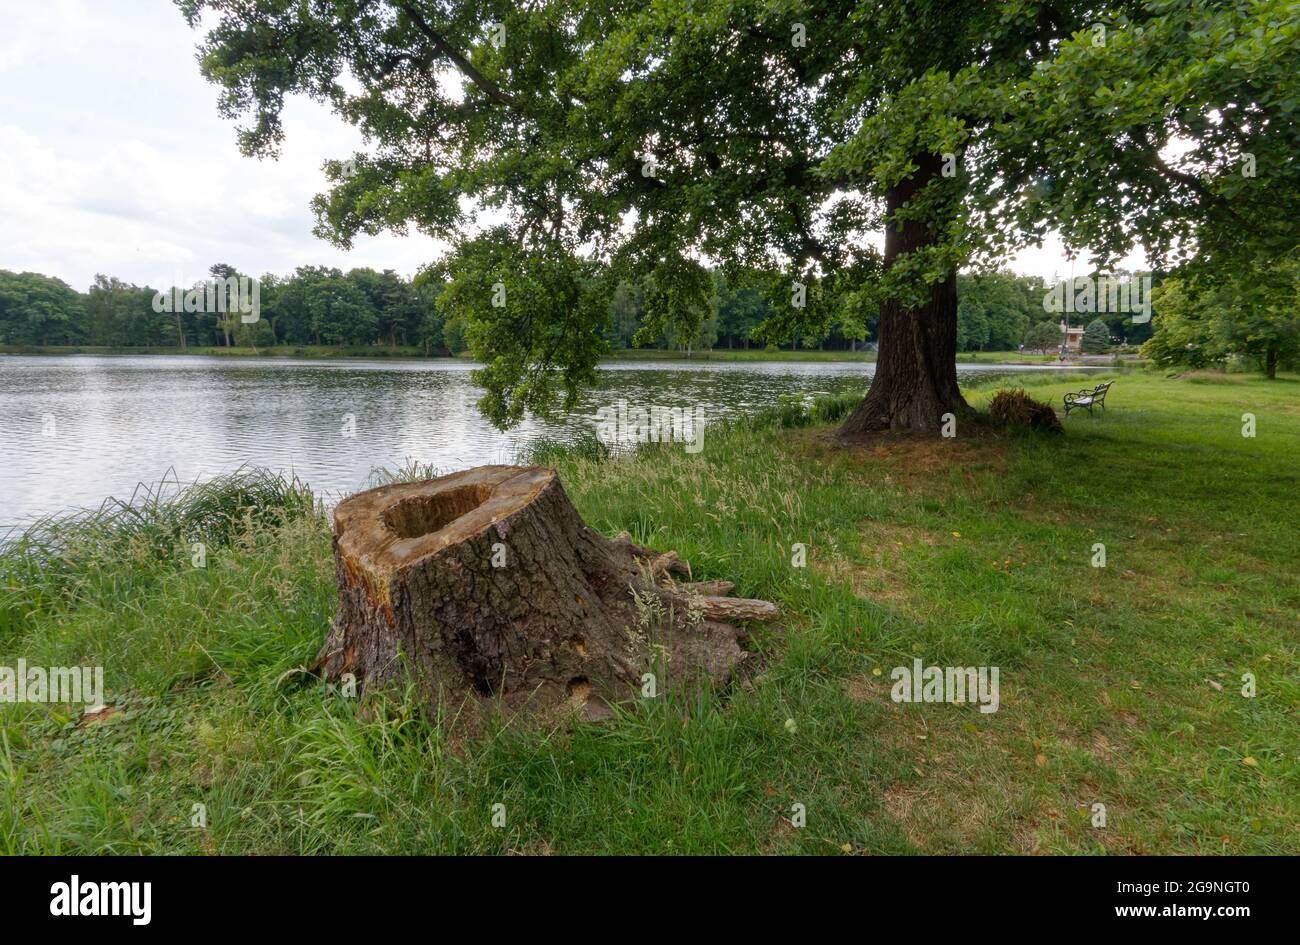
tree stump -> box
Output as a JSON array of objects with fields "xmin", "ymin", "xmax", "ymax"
[{"xmin": 315, "ymin": 465, "xmax": 776, "ymax": 719}]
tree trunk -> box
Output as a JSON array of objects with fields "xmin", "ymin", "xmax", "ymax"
[
  {"xmin": 1266, "ymin": 343, "xmax": 1278, "ymax": 379},
  {"xmin": 839, "ymin": 153, "xmax": 969, "ymax": 436},
  {"xmin": 315, "ymin": 466, "xmax": 772, "ymax": 719}
]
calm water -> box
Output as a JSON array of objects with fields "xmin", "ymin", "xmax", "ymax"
[{"xmin": 0, "ymin": 354, "xmax": 1095, "ymax": 532}]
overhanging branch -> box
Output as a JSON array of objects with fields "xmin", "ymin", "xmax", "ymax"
[{"xmin": 396, "ymin": 1, "xmax": 518, "ymax": 108}]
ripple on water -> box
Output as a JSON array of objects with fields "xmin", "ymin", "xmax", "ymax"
[{"xmin": 0, "ymin": 354, "xmax": 1101, "ymax": 530}]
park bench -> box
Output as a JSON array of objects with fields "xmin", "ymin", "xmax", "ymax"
[{"xmin": 1063, "ymin": 380, "xmax": 1114, "ymax": 417}]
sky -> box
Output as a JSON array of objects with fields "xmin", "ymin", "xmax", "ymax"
[
  {"xmin": 0, "ymin": 0, "xmax": 446, "ymax": 291},
  {"xmin": 0, "ymin": 0, "xmax": 1142, "ymax": 293}
]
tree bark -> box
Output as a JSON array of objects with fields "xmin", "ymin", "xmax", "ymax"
[
  {"xmin": 839, "ymin": 152, "xmax": 969, "ymax": 436},
  {"xmin": 315, "ymin": 466, "xmax": 773, "ymax": 719},
  {"xmin": 1266, "ymin": 342, "xmax": 1278, "ymax": 379}
]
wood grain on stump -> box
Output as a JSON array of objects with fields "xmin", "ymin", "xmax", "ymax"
[{"xmin": 315, "ymin": 465, "xmax": 776, "ymax": 718}]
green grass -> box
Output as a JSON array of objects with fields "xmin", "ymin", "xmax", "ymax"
[
  {"xmin": 1, "ymin": 371, "xmax": 1296, "ymax": 854},
  {"xmin": 958, "ymin": 350, "xmax": 1063, "ymax": 364},
  {"xmin": 746, "ymin": 390, "xmax": 864, "ymax": 428}
]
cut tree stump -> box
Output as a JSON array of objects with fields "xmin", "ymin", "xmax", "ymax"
[{"xmin": 315, "ymin": 465, "xmax": 777, "ymax": 719}]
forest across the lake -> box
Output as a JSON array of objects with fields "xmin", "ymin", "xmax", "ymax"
[{"xmin": 1, "ymin": 265, "xmax": 1155, "ymax": 357}]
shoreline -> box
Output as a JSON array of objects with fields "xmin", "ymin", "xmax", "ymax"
[{"xmin": 0, "ymin": 344, "xmax": 1133, "ymax": 368}]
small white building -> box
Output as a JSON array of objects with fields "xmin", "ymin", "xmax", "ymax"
[{"xmin": 1059, "ymin": 321, "xmax": 1085, "ymax": 353}]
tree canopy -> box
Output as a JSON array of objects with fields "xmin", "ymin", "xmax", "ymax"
[
  {"xmin": 178, "ymin": 0, "xmax": 1300, "ymax": 429},
  {"xmin": 0, "ymin": 271, "xmax": 85, "ymax": 346},
  {"xmin": 0, "ymin": 266, "xmax": 446, "ymax": 352},
  {"xmin": 1144, "ymin": 258, "xmax": 1300, "ymax": 377}
]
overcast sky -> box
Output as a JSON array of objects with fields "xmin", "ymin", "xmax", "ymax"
[{"xmin": 1, "ymin": 0, "xmax": 1141, "ymax": 292}]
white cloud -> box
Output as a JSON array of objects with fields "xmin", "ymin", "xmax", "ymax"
[
  {"xmin": 2, "ymin": 0, "xmax": 1147, "ymax": 290},
  {"xmin": 0, "ymin": 0, "xmax": 444, "ymax": 290}
]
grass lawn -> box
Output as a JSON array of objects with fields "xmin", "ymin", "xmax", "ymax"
[
  {"xmin": 958, "ymin": 350, "xmax": 1065, "ymax": 364},
  {"xmin": 1, "ymin": 371, "xmax": 1295, "ymax": 854}
]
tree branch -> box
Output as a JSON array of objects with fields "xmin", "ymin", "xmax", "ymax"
[{"xmin": 395, "ymin": 1, "xmax": 518, "ymax": 108}]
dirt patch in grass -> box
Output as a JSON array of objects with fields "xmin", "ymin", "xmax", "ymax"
[
  {"xmin": 882, "ymin": 784, "xmax": 930, "ymax": 848},
  {"xmin": 863, "ymin": 521, "xmax": 941, "ymax": 546},
  {"xmin": 844, "ymin": 672, "xmax": 1143, "ymax": 854},
  {"xmin": 879, "ymin": 747, "xmax": 1026, "ymax": 852},
  {"xmin": 814, "ymin": 523, "xmax": 940, "ymax": 614},
  {"xmin": 857, "ymin": 436, "xmax": 1009, "ymax": 487},
  {"xmin": 789, "ymin": 427, "xmax": 1010, "ymax": 492},
  {"xmin": 816, "ymin": 553, "xmax": 910, "ymax": 611},
  {"xmin": 842, "ymin": 675, "xmax": 899, "ymax": 706},
  {"xmin": 1090, "ymin": 730, "xmax": 1121, "ymax": 766},
  {"xmin": 842, "ymin": 673, "xmax": 1022, "ymax": 852}
]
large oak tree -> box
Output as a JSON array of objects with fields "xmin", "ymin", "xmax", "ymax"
[{"xmin": 180, "ymin": 0, "xmax": 1299, "ymax": 432}]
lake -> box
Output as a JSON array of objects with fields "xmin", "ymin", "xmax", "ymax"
[{"xmin": 0, "ymin": 354, "xmax": 1097, "ymax": 532}]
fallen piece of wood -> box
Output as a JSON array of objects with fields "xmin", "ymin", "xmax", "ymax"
[
  {"xmin": 698, "ymin": 596, "xmax": 780, "ymax": 623},
  {"xmin": 679, "ymin": 580, "xmax": 736, "ymax": 597}
]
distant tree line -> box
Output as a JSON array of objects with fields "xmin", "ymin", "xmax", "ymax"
[
  {"xmin": 0, "ymin": 265, "xmax": 449, "ymax": 353},
  {"xmin": 599, "ymin": 268, "xmax": 1152, "ymax": 355},
  {"xmin": 1, "ymin": 263, "xmax": 1161, "ymax": 356},
  {"xmin": 959, "ymin": 270, "xmax": 1157, "ymax": 355}
]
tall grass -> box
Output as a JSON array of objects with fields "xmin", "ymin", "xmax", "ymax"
[
  {"xmin": 0, "ymin": 468, "xmax": 314, "ymax": 636},
  {"xmin": 748, "ymin": 391, "xmax": 863, "ymax": 429},
  {"xmin": 367, "ymin": 459, "xmax": 446, "ymax": 485},
  {"xmin": 519, "ymin": 430, "xmax": 612, "ymax": 465}
]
